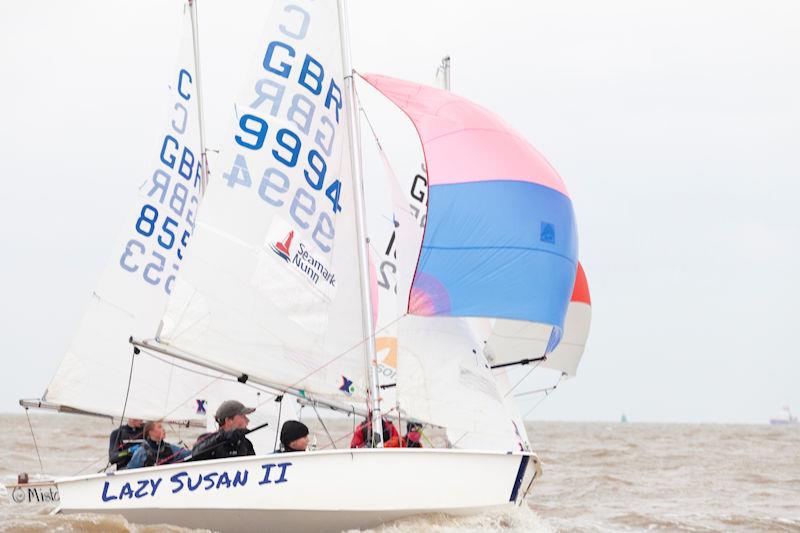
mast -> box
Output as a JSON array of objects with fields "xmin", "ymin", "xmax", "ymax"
[
  {"xmin": 438, "ymin": 55, "xmax": 452, "ymax": 91},
  {"xmin": 188, "ymin": 0, "xmax": 210, "ymax": 190},
  {"xmin": 337, "ymin": 0, "xmax": 384, "ymax": 447}
]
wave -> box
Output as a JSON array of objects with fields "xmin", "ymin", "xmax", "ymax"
[{"xmin": 350, "ymin": 506, "xmax": 554, "ymax": 533}]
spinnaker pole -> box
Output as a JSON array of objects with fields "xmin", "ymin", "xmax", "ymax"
[
  {"xmin": 188, "ymin": 0, "xmax": 210, "ymax": 191},
  {"xmin": 337, "ymin": 0, "xmax": 384, "ymax": 447}
]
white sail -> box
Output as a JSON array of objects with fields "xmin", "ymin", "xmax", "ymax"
[
  {"xmin": 361, "ymin": 88, "xmax": 429, "ymax": 389},
  {"xmin": 35, "ymin": 6, "xmax": 249, "ymax": 424},
  {"xmin": 157, "ymin": 0, "xmax": 368, "ymax": 409},
  {"xmin": 396, "ymin": 316, "xmax": 527, "ymax": 450}
]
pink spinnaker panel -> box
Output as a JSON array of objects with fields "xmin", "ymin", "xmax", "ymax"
[{"xmin": 362, "ymin": 73, "xmax": 569, "ymax": 197}]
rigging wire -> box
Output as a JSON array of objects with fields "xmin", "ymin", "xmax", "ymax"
[
  {"xmin": 138, "ymin": 348, "xmax": 280, "ymax": 424},
  {"xmin": 311, "ymin": 402, "xmax": 337, "ymax": 449},
  {"xmin": 23, "ymin": 407, "xmax": 44, "ymax": 474},
  {"xmin": 502, "ymin": 358, "xmax": 545, "ymax": 397},
  {"xmin": 109, "ymin": 346, "xmax": 139, "ymax": 469},
  {"xmin": 521, "ymin": 374, "xmax": 564, "ymax": 419}
]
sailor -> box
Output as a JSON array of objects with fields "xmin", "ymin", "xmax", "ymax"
[
  {"xmin": 190, "ymin": 400, "xmax": 256, "ymax": 461},
  {"xmin": 127, "ymin": 421, "xmax": 190, "ymax": 468},
  {"xmin": 277, "ymin": 420, "xmax": 310, "ymax": 452},
  {"xmin": 350, "ymin": 416, "xmax": 401, "ymax": 448},
  {"xmin": 402, "ymin": 422, "xmax": 423, "ymax": 448},
  {"xmin": 108, "ymin": 418, "xmax": 144, "ymax": 469}
]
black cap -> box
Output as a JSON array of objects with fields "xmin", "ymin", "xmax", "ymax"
[
  {"xmin": 215, "ymin": 400, "xmax": 255, "ymax": 424},
  {"xmin": 280, "ymin": 420, "xmax": 309, "ymax": 448}
]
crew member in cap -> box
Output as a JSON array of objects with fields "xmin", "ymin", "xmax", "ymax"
[
  {"xmin": 190, "ymin": 400, "xmax": 256, "ymax": 461},
  {"xmin": 277, "ymin": 420, "xmax": 310, "ymax": 453}
]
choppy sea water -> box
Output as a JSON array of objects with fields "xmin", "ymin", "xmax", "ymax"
[{"xmin": 1, "ymin": 413, "xmax": 798, "ymax": 532}]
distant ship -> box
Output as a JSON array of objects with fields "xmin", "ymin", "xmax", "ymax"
[{"xmin": 769, "ymin": 406, "xmax": 798, "ymax": 426}]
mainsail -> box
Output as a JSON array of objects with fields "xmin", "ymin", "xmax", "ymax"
[
  {"xmin": 155, "ymin": 0, "xmax": 369, "ymax": 410},
  {"xmin": 28, "ymin": 6, "xmax": 248, "ymax": 424}
]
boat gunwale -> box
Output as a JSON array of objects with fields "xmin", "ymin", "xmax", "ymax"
[{"xmin": 54, "ymin": 447, "xmax": 536, "ymax": 485}]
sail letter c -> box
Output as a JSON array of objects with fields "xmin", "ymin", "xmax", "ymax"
[
  {"xmin": 263, "ymin": 41, "xmax": 295, "ymax": 78},
  {"xmin": 279, "ymin": 4, "xmax": 310, "ymax": 40},
  {"xmin": 177, "ymin": 68, "xmax": 192, "ymax": 101}
]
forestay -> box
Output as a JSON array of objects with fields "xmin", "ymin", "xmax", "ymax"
[
  {"xmin": 156, "ymin": 0, "xmax": 368, "ymax": 409},
  {"xmin": 36, "ymin": 6, "xmax": 245, "ymax": 424}
]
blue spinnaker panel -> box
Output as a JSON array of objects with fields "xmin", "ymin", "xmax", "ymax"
[{"xmin": 410, "ymin": 180, "xmax": 577, "ymax": 329}]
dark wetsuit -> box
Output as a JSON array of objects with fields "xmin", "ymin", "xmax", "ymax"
[
  {"xmin": 108, "ymin": 424, "xmax": 144, "ymax": 469},
  {"xmin": 127, "ymin": 438, "xmax": 190, "ymax": 468},
  {"xmin": 190, "ymin": 429, "xmax": 255, "ymax": 461}
]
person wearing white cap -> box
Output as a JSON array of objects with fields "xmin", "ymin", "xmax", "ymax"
[{"xmin": 190, "ymin": 400, "xmax": 256, "ymax": 461}]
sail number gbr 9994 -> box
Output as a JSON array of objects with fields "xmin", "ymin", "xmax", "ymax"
[{"xmin": 221, "ymin": 4, "xmax": 345, "ymax": 255}]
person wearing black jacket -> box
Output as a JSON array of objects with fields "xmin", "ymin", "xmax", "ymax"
[
  {"xmin": 108, "ymin": 418, "xmax": 144, "ymax": 469},
  {"xmin": 277, "ymin": 420, "xmax": 309, "ymax": 452},
  {"xmin": 190, "ymin": 400, "xmax": 256, "ymax": 461}
]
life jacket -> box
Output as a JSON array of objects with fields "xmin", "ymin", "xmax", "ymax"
[
  {"xmin": 109, "ymin": 424, "xmax": 144, "ymax": 468},
  {"xmin": 139, "ymin": 439, "xmax": 173, "ymax": 467},
  {"xmin": 360, "ymin": 419, "xmax": 396, "ymax": 445}
]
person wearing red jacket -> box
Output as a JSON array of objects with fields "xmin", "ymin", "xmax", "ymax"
[{"xmin": 350, "ymin": 417, "xmax": 400, "ymax": 448}]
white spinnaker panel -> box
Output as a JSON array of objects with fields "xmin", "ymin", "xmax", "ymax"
[
  {"xmin": 484, "ymin": 320, "xmax": 552, "ymax": 366},
  {"xmin": 41, "ymin": 7, "xmax": 245, "ymax": 423},
  {"xmin": 396, "ymin": 316, "xmax": 525, "ymax": 451},
  {"xmin": 158, "ymin": 0, "xmax": 366, "ymax": 407},
  {"xmin": 484, "ymin": 262, "xmax": 591, "ymax": 377},
  {"xmin": 541, "ymin": 301, "xmax": 591, "ymax": 377}
]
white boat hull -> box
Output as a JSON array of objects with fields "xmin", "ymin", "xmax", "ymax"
[{"xmin": 55, "ymin": 448, "xmax": 540, "ymax": 532}]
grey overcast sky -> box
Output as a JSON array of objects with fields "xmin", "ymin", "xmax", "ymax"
[{"xmin": 0, "ymin": 0, "xmax": 797, "ymax": 423}]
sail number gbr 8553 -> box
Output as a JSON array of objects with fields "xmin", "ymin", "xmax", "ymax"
[
  {"xmin": 220, "ymin": 2, "xmax": 345, "ymax": 255},
  {"xmin": 118, "ymin": 67, "xmax": 203, "ymax": 296}
]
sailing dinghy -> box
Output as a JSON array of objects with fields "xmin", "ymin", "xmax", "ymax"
[{"xmin": 49, "ymin": 0, "xmax": 584, "ymax": 530}]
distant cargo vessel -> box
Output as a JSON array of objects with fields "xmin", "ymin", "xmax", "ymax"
[{"xmin": 769, "ymin": 406, "xmax": 797, "ymax": 426}]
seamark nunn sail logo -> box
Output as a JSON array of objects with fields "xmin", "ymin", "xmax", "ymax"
[
  {"xmin": 264, "ymin": 218, "xmax": 337, "ymax": 300},
  {"xmin": 270, "ymin": 231, "xmax": 294, "ymax": 262}
]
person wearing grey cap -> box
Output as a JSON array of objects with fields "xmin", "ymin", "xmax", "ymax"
[{"xmin": 190, "ymin": 400, "xmax": 256, "ymax": 461}]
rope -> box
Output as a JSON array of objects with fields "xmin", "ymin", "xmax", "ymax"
[
  {"xmin": 109, "ymin": 346, "xmax": 138, "ymax": 466},
  {"xmin": 312, "ymin": 402, "xmax": 337, "ymax": 449},
  {"xmin": 139, "ymin": 348, "xmax": 280, "ymax": 423},
  {"xmin": 502, "ymin": 358, "xmax": 545, "ymax": 397},
  {"xmin": 521, "ymin": 374, "xmax": 564, "ymax": 418},
  {"xmin": 24, "ymin": 407, "xmax": 44, "ymax": 474}
]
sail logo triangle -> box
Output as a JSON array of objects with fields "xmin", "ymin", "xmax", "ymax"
[{"xmin": 270, "ymin": 231, "xmax": 294, "ymax": 262}]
